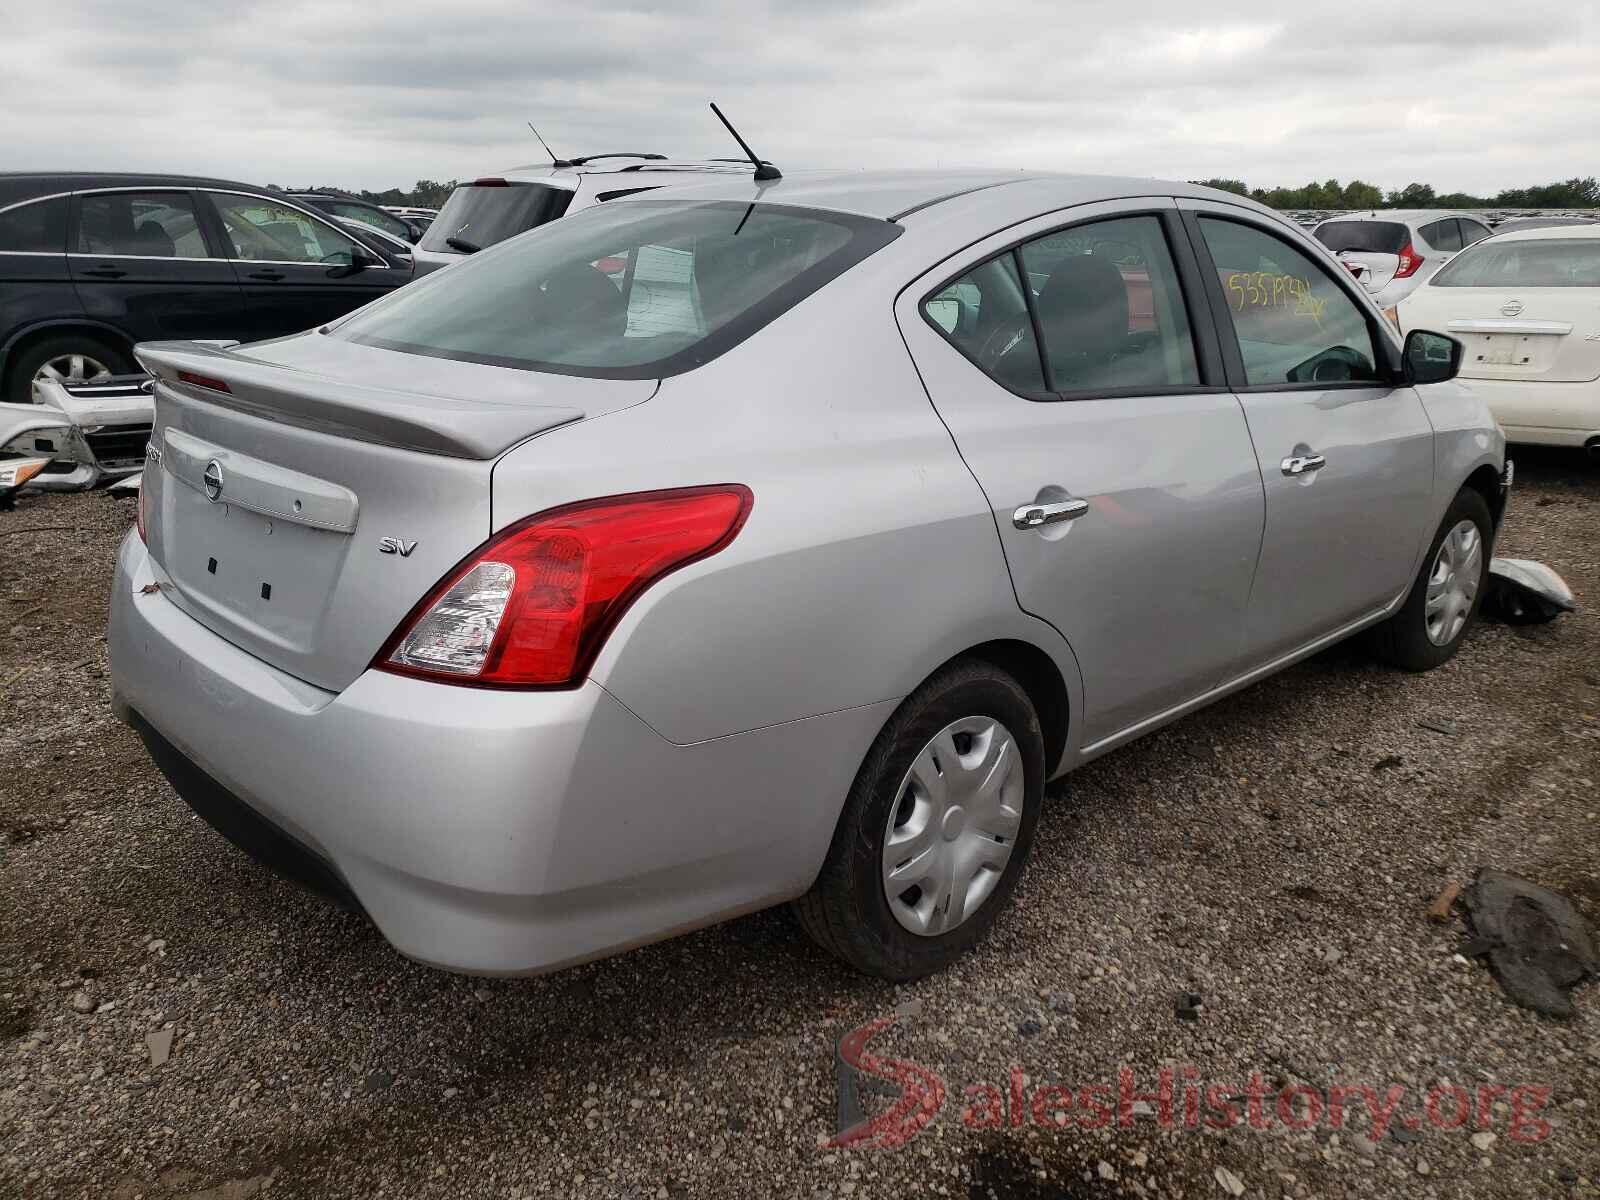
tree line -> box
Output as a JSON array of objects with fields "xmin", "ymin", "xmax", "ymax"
[
  {"xmin": 268, "ymin": 180, "xmax": 462, "ymax": 209},
  {"xmin": 276, "ymin": 175, "xmax": 1600, "ymax": 214},
  {"xmin": 1191, "ymin": 177, "xmax": 1600, "ymax": 211}
]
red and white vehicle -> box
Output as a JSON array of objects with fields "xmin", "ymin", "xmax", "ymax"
[
  {"xmin": 1313, "ymin": 211, "xmax": 1493, "ymax": 309},
  {"xmin": 1397, "ymin": 224, "xmax": 1600, "ymax": 454}
]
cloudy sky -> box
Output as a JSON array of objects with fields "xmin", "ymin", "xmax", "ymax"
[{"xmin": 4, "ymin": 0, "xmax": 1597, "ymax": 195}]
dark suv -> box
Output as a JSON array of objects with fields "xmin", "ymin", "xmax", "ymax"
[{"xmin": 0, "ymin": 173, "xmax": 413, "ymax": 403}]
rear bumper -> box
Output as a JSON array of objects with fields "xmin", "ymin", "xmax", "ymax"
[
  {"xmin": 108, "ymin": 532, "xmax": 887, "ymax": 974},
  {"xmin": 1462, "ymin": 377, "xmax": 1600, "ymax": 447}
]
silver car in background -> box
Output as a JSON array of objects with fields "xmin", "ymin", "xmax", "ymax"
[
  {"xmin": 109, "ymin": 172, "xmax": 1505, "ymax": 981},
  {"xmin": 1313, "ymin": 210, "xmax": 1494, "ymax": 309}
]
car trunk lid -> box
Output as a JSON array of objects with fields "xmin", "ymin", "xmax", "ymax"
[
  {"xmin": 136, "ymin": 338, "xmax": 656, "ymax": 691},
  {"xmin": 1404, "ymin": 291, "xmax": 1600, "ymax": 383}
]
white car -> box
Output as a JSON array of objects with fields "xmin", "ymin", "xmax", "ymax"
[
  {"xmin": 409, "ymin": 157, "xmax": 773, "ymax": 276},
  {"xmin": 1313, "ymin": 211, "xmax": 1494, "ymax": 309},
  {"xmin": 1397, "ymin": 224, "xmax": 1600, "ymax": 454}
]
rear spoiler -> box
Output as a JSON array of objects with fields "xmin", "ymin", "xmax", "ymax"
[{"xmin": 135, "ymin": 341, "xmax": 584, "ymax": 460}]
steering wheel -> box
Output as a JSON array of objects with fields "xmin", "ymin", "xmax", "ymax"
[{"xmin": 977, "ymin": 314, "xmax": 1033, "ymax": 371}]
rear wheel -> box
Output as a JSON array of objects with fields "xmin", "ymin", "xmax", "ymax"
[
  {"xmin": 1370, "ymin": 488, "xmax": 1492, "ymax": 671},
  {"xmin": 8, "ymin": 335, "xmax": 133, "ymax": 404},
  {"xmin": 794, "ymin": 659, "xmax": 1045, "ymax": 980}
]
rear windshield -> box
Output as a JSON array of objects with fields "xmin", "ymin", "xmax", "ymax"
[
  {"xmin": 1314, "ymin": 221, "xmax": 1409, "ymax": 254},
  {"xmin": 335, "ymin": 199, "xmax": 900, "ymax": 378},
  {"xmin": 418, "ymin": 182, "xmax": 574, "ymax": 254},
  {"xmin": 1430, "ymin": 239, "xmax": 1600, "ymax": 287}
]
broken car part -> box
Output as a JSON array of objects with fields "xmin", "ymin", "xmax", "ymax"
[{"xmin": 1482, "ymin": 557, "xmax": 1577, "ymax": 624}]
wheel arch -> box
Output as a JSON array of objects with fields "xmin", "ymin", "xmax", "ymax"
[
  {"xmin": 923, "ymin": 637, "xmax": 1073, "ymax": 778},
  {"xmin": 1462, "ymin": 462, "xmax": 1507, "ymax": 534},
  {"xmin": 0, "ymin": 320, "xmax": 136, "ymax": 389}
]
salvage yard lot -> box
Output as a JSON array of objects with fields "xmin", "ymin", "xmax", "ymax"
[{"xmin": 2, "ymin": 454, "xmax": 1598, "ymax": 1200}]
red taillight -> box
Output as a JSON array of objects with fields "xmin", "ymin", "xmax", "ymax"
[
  {"xmin": 176, "ymin": 370, "xmax": 231, "ymax": 393},
  {"xmin": 376, "ymin": 485, "xmax": 753, "ymax": 688},
  {"xmin": 135, "ymin": 475, "xmax": 147, "ymax": 542},
  {"xmin": 1393, "ymin": 242, "xmax": 1424, "ymax": 279},
  {"xmin": 471, "ymin": 177, "xmax": 510, "ymax": 187}
]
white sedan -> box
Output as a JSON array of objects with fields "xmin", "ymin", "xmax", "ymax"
[{"xmin": 1397, "ymin": 225, "xmax": 1600, "ymax": 455}]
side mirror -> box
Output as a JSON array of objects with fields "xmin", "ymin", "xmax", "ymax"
[
  {"xmin": 1402, "ymin": 329, "xmax": 1463, "ymax": 385},
  {"xmin": 328, "ymin": 247, "xmax": 383, "ymax": 278}
]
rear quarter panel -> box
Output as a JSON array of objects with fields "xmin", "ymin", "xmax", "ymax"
[{"xmin": 490, "ymin": 264, "xmax": 1084, "ymax": 748}]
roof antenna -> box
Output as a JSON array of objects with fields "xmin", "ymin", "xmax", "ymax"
[
  {"xmin": 527, "ymin": 121, "xmax": 574, "ymax": 168},
  {"xmin": 709, "ymin": 102, "xmax": 781, "ymax": 181}
]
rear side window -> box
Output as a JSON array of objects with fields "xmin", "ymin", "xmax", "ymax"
[
  {"xmin": 1459, "ymin": 220, "xmax": 1491, "ymax": 245},
  {"xmin": 1198, "ymin": 218, "xmax": 1380, "ymax": 387},
  {"xmin": 924, "ymin": 215, "xmax": 1200, "ymax": 397},
  {"xmin": 78, "ymin": 192, "xmax": 209, "ymax": 257},
  {"xmin": 1430, "ymin": 239, "xmax": 1600, "ymax": 287},
  {"xmin": 0, "ymin": 196, "xmax": 67, "ymax": 252},
  {"xmin": 336, "ymin": 199, "xmax": 898, "ymax": 378},
  {"xmin": 1314, "ymin": 221, "xmax": 1409, "ymax": 254},
  {"xmin": 923, "ymin": 253, "xmax": 1047, "ymax": 394},
  {"xmin": 419, "ymin": 182, "xmax": 573, "ymax": 253},
  {"xmin": 1420, "ymin": 219, "xmax": 1463, "ymax": 251}
]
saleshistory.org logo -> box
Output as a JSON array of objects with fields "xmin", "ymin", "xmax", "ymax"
[{"xmin": 829, "ymin": 1017, "xmax": 1556, "ymax": 1150}]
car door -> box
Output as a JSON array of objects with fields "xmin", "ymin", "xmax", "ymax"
[
  {"xmin": 68, "ymin": 189, "xmax": 244, "ymax": 342},
  {"xmin": 898, "ymin": 201, "xmax": 1265, "ymax": 748},
  {"xmin": 0, "ymin": 193, "xmax": 75, "ymax": 330},
  {"xmin": 1181, "ymin": 202, "xmax": 1435, "ymax": 668},
  {"xmin": 201, "ymin": 191, "xmax": 409, "ymax": 339}
]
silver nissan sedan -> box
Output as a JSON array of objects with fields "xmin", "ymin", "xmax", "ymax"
[{"xmin": 109, "ymin": 171, "xmax": 1507, "ymax": 980}]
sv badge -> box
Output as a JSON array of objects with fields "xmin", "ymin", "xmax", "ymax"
[{"xmin": 377, "ymin": 536, "xmax": 418, "ymax": 557}]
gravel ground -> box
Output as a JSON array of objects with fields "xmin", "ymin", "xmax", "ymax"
[{"xmin": 2, "ymin": 452, "xmax": 1598, "ymax": 1200}]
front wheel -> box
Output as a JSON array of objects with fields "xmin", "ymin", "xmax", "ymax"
[
  {"xmin": 1370, "ymin": 488, "xmax": 1493, "ymax": 671},
  {"xmin": 794, "ymin": 659, "xmax": 1045, "ymax": 980}
]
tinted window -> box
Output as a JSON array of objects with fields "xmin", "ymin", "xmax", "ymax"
[
  {"xmin": 336, "ymin": 200, "xmax": 894, "ymax": 378},
  {"xmin": 78, "ymin": 192, "xmax": 209, "ymax": 257},
  {"xmin": 1430, "ymin": 239, "xmax": 1600, "ymax": 287},
  {"xmin": 1421, "ymin": 219, "xmax": 1462, "ymax": 251},
  {"xmin": 1459, "ymin": 220, "xmax": 1492, "ymax": 245},
  {"xmin": 1314, "ymin": 221, "xmax": 1409, "ymax": 254},
  {"xmin": 1018, "ymin": 215, "xmax": 1199, "ymax": 392},
  {"xmin": 0, "ymin": 196, "xmax": 67, "ymax": 252},
  {"xmin": 208, "ymin": 194, "xmax": 358, "ymax": 264},
  {"xmin": 419, "ymin": 182, "xmax": 574, "ymax": 253},
  {"xmin": 319, "ymin": 200, "xmax": 412, "ymax": 241},
  {"xmin": 923, "ymin": 253, "xmax": 1047, "ymax": 394},
  {"xmin": 1198, "ymin": 218, "xmax": 1380, "ymax": 387}
]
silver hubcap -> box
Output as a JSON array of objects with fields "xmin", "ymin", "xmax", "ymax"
[
  {"xmin": 882, "ymin": 716, "xmax": 1023, "ymax": 937},
  {"xmin": 1425, "ymin": 519, "xmax": 1483, "ymax": 646},
  {"xmin": 32, "ymin": 353, "xmax": 113, "ymax": 402}
]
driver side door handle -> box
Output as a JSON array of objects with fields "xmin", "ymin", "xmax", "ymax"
[
  {"xmin": 1281, "ymin": 454, "xmax": 1327, "ymax": 477},
  {"xmin": 245, "ymin": 269, "xmax": 286, "ymax": 282},
  {"xmin": 1013, "ymin": 498, "xmax": 1090, "ymax": 529}
]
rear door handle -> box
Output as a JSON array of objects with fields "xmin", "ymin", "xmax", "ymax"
[
  {"xmin": 1012, "ymin": 498, "xmax": 1090, "ymax": 529},
  {"xmin": 81, "ymin": 266, "xmax": 126, "ymax": 279},
  {"xmin": 246, "ymin": 269, "xmax": 286, "ymax": 282},
  {"xmin": 1281, "ymin": 454, "xmax": 1327, "ymax": 477}
]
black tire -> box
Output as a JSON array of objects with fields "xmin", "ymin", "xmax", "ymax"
[
  {"xmin": 6, "ymin": 334, "xmax": 134, "ymax": 404},
  {"xmin": 1369, "ymin": 488, "xmax": 1493, "ymax": 672},
  {"xmin": 794, "ymin": 659, "xmax": 1046, "ymax": 980}
]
